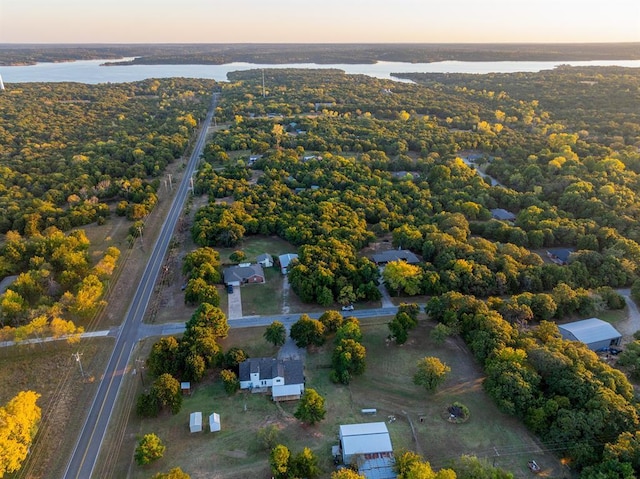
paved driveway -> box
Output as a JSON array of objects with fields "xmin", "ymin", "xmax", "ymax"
[{"xmin": 227, "ymin": 286, "xmax": 243, "ymax": 320}]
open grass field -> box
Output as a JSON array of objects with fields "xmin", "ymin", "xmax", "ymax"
[
  {"xmin": 118, "ymin": 317, "xmax": 565, "ymax": 479},
  {"xmin": 0, "ymin": 338, "xmax": 114, "ymax": 479}
]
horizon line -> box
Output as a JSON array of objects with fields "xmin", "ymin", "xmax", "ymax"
[{"xmin": 1, "ymin": 41, "xmax": 639, "ymax": 46}]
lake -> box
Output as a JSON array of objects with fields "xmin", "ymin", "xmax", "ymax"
[{"xmin": 1, "ymin": 58, "xmax": 639, "ymax": 84}]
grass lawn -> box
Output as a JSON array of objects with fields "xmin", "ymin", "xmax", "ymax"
[
  {"xmin": 240, "ymin": 268, "xmax": 283, "ymax": 316},
  {"xmin": 217, "ymin": 235, "xmax": 297, "ymax": 264},
  {"xmin": 120, "ymin": 317, "xmax": 564, "ymax": 479}
]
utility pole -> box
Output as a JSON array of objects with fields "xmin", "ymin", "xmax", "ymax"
[
  {"xmin": 73, "ymin": 352, "xmax": 85, "ymax": 378},
  {"xmin": 137, "ymin": 225, "xmax": 144, "ymax": 245},
  {"xmin": 492, "ymin": 447, "xmax": 499, "ymax": 467},
  {"xmin": 189, "ymin": 175, "xmax": 194, "ymax": 192},
  {"xmin": 135, "ymin": 357, "xmax": 145, "ymax": 386},
  {"xmin": 168, "ymin": 174, "xmax": 173, "ymax": 191}
]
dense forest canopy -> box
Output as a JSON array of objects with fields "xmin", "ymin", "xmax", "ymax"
[
  {"xmin": 0, "ymin": 78, "xmax": 216, "ymax": 236},
  {"xmin": 0, "ymin": 78, "xmax": 216, "ymax": 340},
  {"xmin": 1, "ymin": 42, "xmax": 639, "ymax": 66}
]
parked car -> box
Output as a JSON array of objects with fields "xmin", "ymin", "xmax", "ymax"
[
  {"xmin": 341, "ymin": 304, "xmax": 354, "ymax": 311},
  {"xmin": 227, "ymin": 284, "xmax": 234, "ymax": 294}
]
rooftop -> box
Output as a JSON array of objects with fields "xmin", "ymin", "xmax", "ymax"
[{"xmin": 559, "ymin": 318, "xmax": 622, "ymax": 344}]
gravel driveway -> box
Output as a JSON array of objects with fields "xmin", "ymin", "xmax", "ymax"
[{"xmin": 617, "ymin": 288, "xmax": 640, "ymax": 340}]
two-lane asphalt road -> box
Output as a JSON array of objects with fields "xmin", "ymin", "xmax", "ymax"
[{"xmin": 63, "ymin": 92, "xmax": 219, "ymax": 479}]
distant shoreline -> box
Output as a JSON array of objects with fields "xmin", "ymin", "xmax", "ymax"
[{"xmin": 1, "ymin": 42, "xmax": 639, "ymax": 67}]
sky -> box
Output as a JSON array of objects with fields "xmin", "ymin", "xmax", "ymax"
[{"xmin": 0, "ymin": 0, "xmax": 639, "ymax": 44}]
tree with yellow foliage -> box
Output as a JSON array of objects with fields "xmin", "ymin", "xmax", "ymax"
[{"xmin": 0, "ymin": 391, "xmax": 41, "ymax": 477}]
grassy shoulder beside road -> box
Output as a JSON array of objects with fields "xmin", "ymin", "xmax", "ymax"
[
  {"xmin": 0, "ymin": 338, "xmax": 114, "ymax": 479},
  {"xmin": 117, "ymin": 317, "xmax": 564, "ymax": 478}
]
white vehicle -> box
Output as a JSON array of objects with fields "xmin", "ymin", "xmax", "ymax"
[{"xmin": 341, "ymin": 304, "xmax": 354, "ymax": 311}]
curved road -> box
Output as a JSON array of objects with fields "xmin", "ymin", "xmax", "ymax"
[{"xmin": 62, "ymin": 92, "xmax": 219, "ymax": 479}]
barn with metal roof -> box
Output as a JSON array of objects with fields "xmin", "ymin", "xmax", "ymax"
[
  {"xmin": 338, "ymin": 422, "xmax": 395, "ymax": 479},
  {"xmin": 558, "ymin": 318, "xmax": 622, "ymax": 351}
]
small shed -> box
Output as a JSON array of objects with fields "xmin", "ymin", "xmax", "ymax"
[
  {"xmin": 559, "ymin": 318, "xmax": 622, "ymax": 351},
  {"xmin": 181, "ymin": 382, "xmax": 191, "ymax": 396},
  {"xmin": 209, "ymin": 412, "xmax": 221, "ymax": 432},
  {"xmin": 190, "ymin": 412, "xmax": 203, "ymax": 433}
]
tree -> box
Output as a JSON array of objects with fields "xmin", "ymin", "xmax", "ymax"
[
  {"xmin": 229, "ymin": 250, "xmax": 246, "ymax": 263},
  {"xmin": 270, "ymin": 444, "xmax": 291, "ymax": 479},
  {"xmin": 0, "ymin": 391, "xmax": 41, "ymax": 477},
  {"xmin": 414, "ymin": 357, "xmax": 450, "ymax": 392},
  {"xmin": 257, "ymin": 424, "xmax": 281, "ymax": 450},
  {"xmin": 151, "ymin": 467, "xmax": 191, "ymax": 479},
  {"xmin": 319, "ymin": 310, "xmax": 344, "ymax": 333},
  {"xmin": 331, "ymin": 469, "xmax": 365, "ymax": 479},
  {"xmin": 151, "ymin": 374, "xmax": 183, "ymax": 414},
  {"xmin": 336, "ymin": 321, "xmax": 363, "ymax": 343},
  {"xmin": 294, "ymin": 388, "xmax": 326, "ymax": 425},
  {"xmin": 291, "ymin": 447, "xmax": 321, "ymax": 479},
  {"xmin": 134, "ymin": 433, "xmax": 165, "ymax": 466},
  {"xmin": 220, "ymin": 369, "xmax": 240, "ymax": 395},
  {"xmin": 383, "ymin": 260, "xmax": 423, "ymax": 296},
  {"xmin": 430, "ymin": 323, "xmax": 453, "ymax": 344},
  {"xmin": 136, "ymin": 392, "xmax": 160, "ymax": 418},
  {"xmin": 331, "ymin": 339, "xmax": 367, "ymax": 384},
  {"xmin": 187, "ymin": 302, "xmax": 229, "ymax": 339},
  {"xmin": 264, "ymin": 321, "xmax": 287, "ymax": 347},
  {"xmin": 290, "ymin": 314, "xmax": 326, "ymax": 348},
  {"xmin": 147, "ymin": 336, "xmax": 181, "ymax": 377}
]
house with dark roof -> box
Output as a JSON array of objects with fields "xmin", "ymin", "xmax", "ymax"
[
  {"xmin": 223, "ymin": 263, "xmax": 265, "ymax": 286},
  {"xmin": 490, "ymin": 208, "xmax": 516, "ymax": 222},
  {"xmin": 559, "ymin": 318, "xmax": 622, "ymax": 351},
  {"xmin": 239, "ymin": 358, "xmax": 305, "ymax": 401},
  {"xmin": 546, "ymin": 248, "xmax": 575, "ymax": 265},
  {"xmin": 372, "ymin": 250, "xmax": 420, "ymax": 265}
]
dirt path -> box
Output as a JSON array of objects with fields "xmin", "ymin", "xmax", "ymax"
[{"xmin": 281, "ymin": 275, "xmax": 291, "ymax": 314}]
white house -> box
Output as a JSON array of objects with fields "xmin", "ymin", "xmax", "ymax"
[
  {"xmin": 209, "ymin": 412, "xmax": 221, "ymax": 432},
  {"xmin": 189, "ymin": 412, "xmax": 203, "ymax": 433},
  {"xmin": 256, "ymin": 253, "xmax": 274, "ymax": 268},
  {"xmin": 239, "ymin": 357, "xmax": 305, "ymax": 401}
]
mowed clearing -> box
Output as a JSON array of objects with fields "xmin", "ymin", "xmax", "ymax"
[{"xmin": 121, "ymin": 318, "xmax": 564, "ymax": 478}]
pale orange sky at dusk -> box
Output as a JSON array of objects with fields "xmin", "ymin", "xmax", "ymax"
[{"xmin": 1, "ymin": 0, "xmax": 639, "ymax": 44}]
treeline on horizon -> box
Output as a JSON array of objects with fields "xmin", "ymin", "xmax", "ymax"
[{"xmin": 1, "ymin": 42, "xmax": 639, "ymax": 66}]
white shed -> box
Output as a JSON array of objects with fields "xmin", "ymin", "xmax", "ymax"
[
  {"xmin": 209, "ymin": 412, "xmax": 221, "ymax": 432},
  {"xmin": 190, "ymin": 412, "xmax": 203, "ymax": 433}
]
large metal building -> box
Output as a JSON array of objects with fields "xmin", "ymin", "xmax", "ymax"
[
  {"xmin": 339, "ymin": 422, "xmax": 395, "ymax": 479},
  {"xmin": 558, "ymin": 318, "xmax": 622, "ymax": 351}
]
